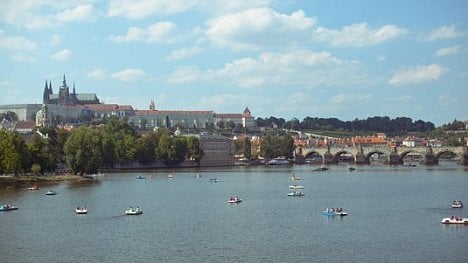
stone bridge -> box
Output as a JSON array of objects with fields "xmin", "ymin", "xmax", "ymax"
[{"xmin": 299, "ymin": 146, "xmax": 468, "ymax": 165}]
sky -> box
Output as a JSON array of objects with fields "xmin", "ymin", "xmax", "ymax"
[{"xmin": 0, "ymin": 0, "xmax": 467, "ymax": 126}]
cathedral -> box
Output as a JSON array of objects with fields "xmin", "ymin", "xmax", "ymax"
[{"xmin": 43, "ymin": 75, "xmax": 100, "ymax": 106}]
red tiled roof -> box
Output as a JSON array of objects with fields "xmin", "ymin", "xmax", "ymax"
[
  {"xmin": 15, "ymin": 121, "xmax": 36, "ymax": 129},
  {"xmin": 135, "ymin": 110, "xmax": 214, "ymax": 115},
  {"xmin": 84, "ymin": 104, "xmax": 134, "ymax": 111},
  {"xmin": 215, "ymin": 114, "xmax": 243, "ymax": 118}
]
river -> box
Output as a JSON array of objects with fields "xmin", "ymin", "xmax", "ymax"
[{"xmin": 1, "ymin": 163, "xmax": 467, "ymax": 262}]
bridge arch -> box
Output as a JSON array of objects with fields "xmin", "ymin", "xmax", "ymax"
[
  {"xmin": 332, "ymin": 150, "xmax": 355, "ymax": 163},
  {"xmin": 365, "ymin": 150, "xmax": 387, "ymax": 164}
]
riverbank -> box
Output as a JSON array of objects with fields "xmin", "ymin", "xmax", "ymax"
[{"xmin": 0, "ymin": 174, "xmax": 91, "ymax": 188}]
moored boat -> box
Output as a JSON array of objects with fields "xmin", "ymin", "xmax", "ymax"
[
  {"xmin": 267, "ymin": 157, "xmax": 290, "ymax": 165},
  {"xmin": 228, "ymin": 196, "xmax": 242, "ymax": 203},
  {"xmin": 45, "ymin": 190, "xmax": 57, "ymax": 195},
  {"xmin": 125, "ymin": 207, "xmax": 143, "ymax": 215},
  {"xmin": 451, "ymin": 200, "xmax": 463, "ymax": 208},
  {"xmin": 322, "ymin": 208, "xmax": 347, "ymax": 216},
  {"xmin": 209, "ymin": 178, "xmax": 218, "ymax": 183},
  {"xmin": 287, "ymin": 191, "xmax": 304, "ymax": 196},
  {"xmin": 136, "ymin": 176, "xmax": 147, "ymax": 180},
  {"xmin": 28, "ymin": 185, "xmax": 39, "ymax": 190},
  {"xmin": 0, "ymin": 204, "xmax": 18, "ymax": 211},
  {"xmin": 441, "ymin": 216, "xmax": 468, "ymax": 224},
  {"xmin": 75, "ymin": 206, "xmax": 88, "ymax": 214}
]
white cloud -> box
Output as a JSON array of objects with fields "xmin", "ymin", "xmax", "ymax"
[
  {"xmin": 107, "ymin": 0, "xmax": 198, "ymax": 19},
  {"xmin": 50, "ymin": 49, "xmax": 72, "ymax": 61},
  {"xmin": 315, "ymin": 23, "xmax": 408, "ymax": 47},
  {"xmin": 434, "ymin": 45, "xmax": 463, "ymax": 57},
  {"xmin": 49, "ymin": 34, "xmax": 62, "ymax": 46},
  {"xmin": 427, "ymin": 25, "xmax": 462, "ymax": 41},
  {"xmin": 0, "ymin": 79, "xmax": 21, "ymax": 104},
  {"xmin": 388, "ymin": 64, "xmax": 447, "ymax": 86},
  {"xmin": 55, "ymin": 4, "xmax": 98, "ymax": 23},
  {"xmin": 87, "ymin": 69, "xmax": 108, "ymax": 80},
  {"xmin": 205, "ymin": 0, "xmax": 271, "ymax": 14},
  {"xmin": 1, "ymin": 2, "xmax": 99, "ymax": 30},
  {"xmin": 110, "ymin": 68, "xmax": 146, "ymax": 81},
  {"xmin": 168, "ymin": 50, "xmax": 371, "ymax": 89},
  {"xmin": 206, "ymin": 8, "xmax": 316, "ymax": 50},
  {"xmin": 11, "ymin": 53, "xmax": 38, "ymax": 63},
  {"xmin": 166, "ymin": 47, "xmax": 204, "ymax": 61},
  {"xmin": 0, "ymin": 30, "xmax": 37, "ymax": 50},
  {"xmin": 108, "ymin": 21, "xmax": 177, "ymax": 43}
]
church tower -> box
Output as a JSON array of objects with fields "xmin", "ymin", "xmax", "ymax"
[
  {"xmin": 59, "ymin": 75, "xmax": 70, "ymax": 105},
  {"xmin": 43, "ymin": 80, "xmax": 49, "ymax": 104},
  {"xmin": 149, "ymin": 99, "xmax": 155, "ymax": 110}
]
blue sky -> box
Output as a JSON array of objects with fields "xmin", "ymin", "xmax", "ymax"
[{"xmin": 0, "ymin": 0, "xmax": 467, "ymax": 125}]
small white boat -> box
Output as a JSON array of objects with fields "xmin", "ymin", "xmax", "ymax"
[
  {"xmin": 289, "ymin": 185, "xmax": 304, "ymax": 189},
  {"xmin": 75, "ymin": 206, "xmax": 88, "ymax": 214},
  {"xmin": 0, "ymin": 204, "xmax": 18, "ymax": 211},
  {"xmin": 287, "ymin": 191, "xmax": 304, "ymax": 196},
  {"xmin": 228, "ymin": 196, "xmax": 242, "ymax": 203},
  {"xmin": 125, "ymin": 207, "xmax": 143, "ymax": 215},
  {"xmin": 267, "ymin": 157, "xmax": 290, "ymax": 165},
  {"xmin": 209, "ymin": 178, "xmax": 218, "ymax": 183},
  {"xmin": 289, "ymin": 172, "xmax": 301, "ymax": 181},
  {"xmin": 451, "ymin": 200, "xmax": 463, "ymax": 208},
  {"xmin": 28, "ymin": 185, "xmax": 39, "ymax": 191},
  {"xmin": 45, "ymin": 190, "xmax": 57, "ymax": 195},
  {"xmin": 322, "ymin": 208, "xmax": 347, "ymax": 216},
  {"xmin": 441, "ymin": 216, "xmax": 468, "ymax": 224}
]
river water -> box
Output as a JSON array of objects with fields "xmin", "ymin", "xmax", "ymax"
[{"xmin": 1, "ymin": 163, "xmax": 467, "ymax": 262}]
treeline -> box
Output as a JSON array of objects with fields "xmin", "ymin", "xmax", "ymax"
[
  {"xmin": 0, "ymin": 118, "xmax": 203, "ymax": 176},
  {"xmin": 256, "ymin": 116, "xmax": 435, "ymax": 135}
]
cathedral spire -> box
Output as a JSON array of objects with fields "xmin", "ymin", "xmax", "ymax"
[
  {"xmin": 48, "ymin": 81, "xmax": 53, "ymax": 94},
  {"xmin": 73, "ymin": 82, "xmax": 76, "ymax": 94},
  {"xmin": 62, "ymin": 74, "xmax": 67, "ymax": 88},
  {"xmin": 43, "ymin": 80, "xmax": 49, "ymax": 103}
]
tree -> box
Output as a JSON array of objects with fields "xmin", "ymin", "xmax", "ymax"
[
  {"xmin": 186, "ymin": 136, "xmax": 204, "ymax": 163},
  {"xmin": 0, "ymin": 130, "xmax": 29, "ymax": 175},
  {"xmin": 64, "ymin": 126, "xmax": 103, "ymax": 174},
  {"xmin": 157, "ymin": 134, "xmax": 187, "ymax": 166},
  {"xmin": 243, "ymin": 137, "xmax": 252, "ymax": 160}
]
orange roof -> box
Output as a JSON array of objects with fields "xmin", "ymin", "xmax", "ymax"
[
  {"xmin": 352, "ymin": 137, "xmax": 387, "ymax": 144},
  {"xmin": 84, "ymin": 104, "xmax": 134, "ymax": 111},
  {"xmin": 215, "ymin": 114, "xmax": 243, "ymax": 118},
  {"xmin": 135, "ymin": 110, "xmax": 214, "ymax": 115}
]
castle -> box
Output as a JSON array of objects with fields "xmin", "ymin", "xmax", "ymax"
[{"xmin": 43, "ymin": 75, "xmax": 100, "ymax": 106}]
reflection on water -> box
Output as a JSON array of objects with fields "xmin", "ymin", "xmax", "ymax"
[{"xmin": 0, "ymin": 164, "xmax": 467, "ymax": 262}]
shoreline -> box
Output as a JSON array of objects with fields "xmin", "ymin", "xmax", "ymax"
[{"xmin": 0, "ymin": 174, "xmax": 91, "ymax": 188}]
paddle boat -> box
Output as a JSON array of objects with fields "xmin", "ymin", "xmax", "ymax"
[
  {"xmin": 322, "ymin": 208, "xmax": 348, "ymax": 216},
  {"xmin": 75, "ymin": 206, "xmax": 88, "ymax": 214},
  {"xmin": 28, "ymin": 185, "xmax": 39, "ymax": 191},
  {"xmin": 228, "ymin": 196, "xmax": 242, "ymax": 203},
  {"xmin": 289, "ymin": 172, "xmax": 301, "ymax": 181},
  {"xmin": 125, "ymin": 206, "xmax": 143, "ymax": 215},
  {"xmin": 136, "ymin": 176, "xmax": 147, "ymax": 180},
  {"xmin": 45, "ymin": 190, "xmax": 57, "ymax": 195},
  {"xmin": 209, "ymin": 178, "xmax": 218, "ymax": 183},
  {"xmin": 289, "ymin": 185, "xmax": 304, "ymax": 189},
  {"xmin": 0, "ymin": 204, "xmax": 18, "ymax": 211},
  {"xmin": 287, "ymin": 191, "xmax": 304, "ymax": 196},
  {"xmin": 441, "ymin": 216, "xmax": 468, "ymax": 224},
  {"xmin": 452, "ymin": 200, "xmax": 463, "ymax": 208}
]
